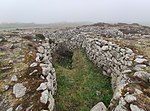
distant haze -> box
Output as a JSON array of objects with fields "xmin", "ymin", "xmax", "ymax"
[{"xmin": 0, "ymin": 0, "xmax": 150, "ymax": 25}]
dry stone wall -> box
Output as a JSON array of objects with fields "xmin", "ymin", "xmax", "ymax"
[{"xmin": 33, "ymin": 26, "xmax": 150, "ymax": 111}]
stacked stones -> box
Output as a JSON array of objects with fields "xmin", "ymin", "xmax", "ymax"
[
  {"xmin": 30, "ymin": 38, "xmax": 57, "ymax": 111},
  {"xmin": 46, "ymin": 27, "xmax": 150, "ymax": 111},
  {"xmin": 82, "ymin": 37, "xmax": 134, "ymax": 89}
]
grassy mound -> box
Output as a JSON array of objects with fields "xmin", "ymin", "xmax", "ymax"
[{"xmin": 53, "ymin": 49, "xmax": 112, "ymax": 111}]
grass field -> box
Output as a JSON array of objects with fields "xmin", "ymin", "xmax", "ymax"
[{"xmin": 53, "ymin": 49, "xmax": 112, "ymax": 111}]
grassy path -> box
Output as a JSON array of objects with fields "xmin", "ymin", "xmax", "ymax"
[{"xmin": 53, "ymin": 49, "xmax": 112, "ymax": 111}]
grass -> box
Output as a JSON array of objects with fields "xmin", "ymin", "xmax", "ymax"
[
  {"xmin": 0, "ymin": 52, "xmax": 6, "ymax": 56},
  {"xmin": 53, "ymin": 49, "xmax": 112, "ymax": 111}
]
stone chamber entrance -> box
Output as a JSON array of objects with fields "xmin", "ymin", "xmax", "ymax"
[{"xmin": 52, "ymin": 47, "xmax": 113, "ymax": 111}]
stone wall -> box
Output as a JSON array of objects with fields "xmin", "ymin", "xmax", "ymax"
[{"xmin": 34, "ymin": 26, "xmax": 150, "ymax": 111}]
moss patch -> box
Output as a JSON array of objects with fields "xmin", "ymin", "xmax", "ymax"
[{"xmin": 53, "ymin": 49, "xmax": 112, "ymax": 111}]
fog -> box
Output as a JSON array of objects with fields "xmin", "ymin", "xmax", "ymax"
[{"xmin": 0, "ymin": 0, "xmax": 150, "ymax": 25}]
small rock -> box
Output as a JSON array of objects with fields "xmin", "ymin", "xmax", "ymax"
[
  {"xmin": 48, "ymin": 93, "xmax": 54, "ymax": 111},
  {"xmin": 0, "ymin": 66, "xmax": 12, "ymax": 71},
  {"xmin": 10, "ymin": 44, "xmax": 14, "ymax": 49},
  {"xmin": 29, "ymin": 69, "xmax": 38, "ymax": 76},
  {"xmin": 134, "ymin": 58, "xmax": 147, "ymax": 64},
  {"xmin": 134, "ymin": 71, "xmax": 150, "ymax": 82},
  {"xmin": 40, "ymin": 90, "xmax": 49, "ymax": 104},
  {"xmin": 3, "ymin": 85, "xmax": 9, "ymax": 91},
  {"xmin": 0, "ymin": 36, "xmax": 5, "ymax": 42},
  {"xmin": 6, "ymin": 107, "xmax": 13, "ymax": 111},
  {"xmin": 30, "ymin": 62, "xmax": 38, "ymax": 67},
  {"xmin": 126, "ymin": 48, "xmax": 133, "ymax": 54},
  {"xmin": 37, "ymin": 46, "xmax": 45, "ymax": 53},
  {"xmin": 130, "ymin": 104, "xmax": 145, "ymax": 111},
  {"xmin": 101, "ymin": 46, "xmax": 109, "ymax": 51},
  {"xmin": 47, "ymin": 80, "xmax": 53, "ymax": 90},
  {"xmin": 122, "ymin": 70, "xmax": 132, "ymax": 74},
  {"xmin": 25, "ymin": 105, "xmax": 33, "ymax": 111},
  {"xmin": 13, "ymin": 83, "xmax": 26, "ymax": 98},
  {"xmin": 91, "ymin": 102, "xmax": 107, "ymax": 111},
  {"xmin": 11, "ymin": 75, "xmax": 18, "ymax": 82},
  {"xmin": 9, "ymin": 60, "xmax": 13, "ymax": 64},
  {"xmin": 36, "ymin": 82, "xmax": 47, "ymax": 91},
  {"xmin": 40, "ymin": 75, "xmax": 45, "ymax": 79},
  {"xmin": 136, "ymin": 55, "xmax": 143, "ymax": 58},
  {"xmin": 124, "ymin": 95, "xmax": 136, "ymax": 103},
  {"xmin": 15, "ymin": 104, "xmax": 23, "ymax": 111},
  {"xmin": 135, "ymin": 88, "xmax": 143, "ymax": 94}
]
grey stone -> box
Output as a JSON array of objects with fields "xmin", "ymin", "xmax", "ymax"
[
  {"xmin": 135, "ymin": 88, "xmax": 143, "ymax": 94},
  {"xmin": 37, "ymin": 46, "xmax": 45, "ymax": 53},
  {"xmin": 47, "ymin": 80, "xmax": 53, "ymax": 90},
  {"xmin": 7, "ymin": 107, "xmax": 13, "ymax": 111},
  {"xmin": 40, "ymin": 90, "xmax": 49, "ymax": 104},
  {"xmin": 3, "ymin": 85, "xmax": 9, "ymax": 91},
  {"xmin": 30, "ymin": 62, "xmax": 38, "ymax": 67},
  {"xmin": 36, "ymin": 82, "xmax": 47, "ymax": 91},
  {"xmin": 122, "ymin": 70, "xmax": 132, "ymax": 74},
  {"xmin": 11, "ymin": 75, "xmax": 18, "ymax": 82},
  {"xmin": 134, "ymin": 71, "xmax": 150, "ymax": 82},
  {"xmin": 130, "ymin": 104, "xmax": 145, "ymax": 111},
  {"xmin": 15, "ymin": 104, "xmax": 23, "ymax": 111},
  {"xmin": 101, "ymin": 46, "xmax": 109, "ymax": 51},
  {"xmin": 126, "ymin": 48, "xmax": 133, "ymax": 54},
  {"xmin": 134, "ymin": 58, "xmax": 147, "ymax": 64},
  {"xmin": 90, "ymin": 102, "xmax": 107, "ymax": 111},
  {"xmin": 124, "ymin": 95, "xmax": 136, "ymax": 103},
  {"xmin": 29, "ymin": 69, "xmax": 38, "ymax": 75},
  {"xmin": 25, "ymin": 105, "xmax": 33, "ymax": 111},
  {"xmin": 48, "ymin": 93, "xmax": 54, "ymax": 111},
  {"xmin": 13, "ymin": 83, "xmax": 26, "ymax": 98}
]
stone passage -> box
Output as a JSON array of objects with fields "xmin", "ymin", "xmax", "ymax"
[
  {"xmin": 14, "ymin": 24, "xmax": 150, "ymax": 111},
  {"xmin": 53, "ymin": 49, "xmax": 112, "ymax": 111}
]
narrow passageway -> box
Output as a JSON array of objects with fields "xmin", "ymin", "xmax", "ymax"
[{"xmin": 53, "ymin": 49, "xmax": 112, "ymax": 111}]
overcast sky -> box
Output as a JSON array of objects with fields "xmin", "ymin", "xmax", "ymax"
[{"xmin": 0, "ymin": 0, "xmax": 150, "ymax": 24}]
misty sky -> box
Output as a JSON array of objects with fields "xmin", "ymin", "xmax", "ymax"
[{"xmin": 0, "ymin": 0, "xmax": 150, "ymax": 24}]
